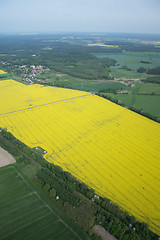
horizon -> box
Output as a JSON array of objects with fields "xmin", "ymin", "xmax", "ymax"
[
  {"xmin": 0, "ymin": 31, "xmax": 160, "ymax": 37},
  {"xmin": 0, "ymin": 0, "xmax": 160, "ymax": 35}
]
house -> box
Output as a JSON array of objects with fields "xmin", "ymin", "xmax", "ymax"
[{"xmin": 30, "ymin": 65, "xmax": 35, "ymax": 69}]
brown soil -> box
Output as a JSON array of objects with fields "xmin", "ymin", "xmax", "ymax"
[
  {"xmin": 56, "ymin": 73, "xmax": 67, "ymax": 77},
  {"xmin": 98, "ymin": 78, "xmax": 140, "ymax": 86},
  {"xmin": 119, "ymin": 81, "xmax": 129, "ymax": 86},
  {"xmin": 93, "ymin": 225, "xmax": 117, "ymax": 240},
  {"xmin": 0, "ymin": 146, "xmax": 16, "ymax": 167},
  {"xmin": 0, "ymin": 135, "xmax": 43, "ymax": 169},
  {"xmin": 115, "ymin": 78, "xmax": 140, "ymax": 81},
  {"xmin": 98, "ymin": 80, "xmax": 115, "ymax": 83}
]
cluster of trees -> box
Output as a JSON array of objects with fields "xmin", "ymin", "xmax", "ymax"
[
  {"xmin": 37, "ymin": 168, "xmax": 80, "ymax": 206},
  {"xmin": 99, "ymin": 88, "xmax": 118, "ymax": 94},
  {"xmin": 137, "ymin": 67, "xmax": 148, "ymax": 73},
  {"xmin": 0, "ymin": 134, "xmax": 20, "ymax": 157},
  {"xmin": 137, "ymin": 66, "xmax": 160, "ymax": 75},
  {"xmin": 0, "ymin": 129, "xmax": 159, "ymax": 240},
  {"xmin": 36, "ymin": 51, "xmax": 116, "ymax": 80},
  {"xmin": 96, "ymin": 92, "xmax": 125, "ymax": 106},
  {"xmin": 0, "ymin": 74, "xmax": 7, "ymax": 79},
  {"xmin": 119, "ymin": 65, "xmax": 132, "ymax": 71},
  {"xmin": 142, "ymin": 77, "xmax": 160, "ymax": 84},
  {"xmin": 147, "ymin": 66, "xmax": 160, "ymax": 75},
  {"xmin": 140, "ymin": 60, "xmax": 151, "ymax": 64}
]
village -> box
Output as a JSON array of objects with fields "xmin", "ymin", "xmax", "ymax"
[
  {"xmin": 19, "ymin": 64, "xmax": 50, "ymax": 84},
  {"xmin": 0, "ymin": 60, "xmax": 50, "ymax": 84}
]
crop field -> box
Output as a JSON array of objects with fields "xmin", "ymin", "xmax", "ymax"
[
  {"xmin": 107, "ymin": 93, "xmax": 160, "ymax": 117},
  {"xmin": 93, "ymin": 51, "xmax": 160, "ymax": 80},
  {"xmin": 0, "ymin": 80, "xmax": 89, "ymax": 115},
  {"xmin": 72, "ymin": 81, "xmax": 127, "ymax": 92},
  {"xmin": 110, "ymin": 68, "xmax": 147, "ymax": 79},
  {"xmin": 0, "ymin": 70, "xmax": 6, "ymax": 74},
  {"xmin": 0, "ymin": 164, "xmax": 88, "ymax": 240},
  {"xmin": 137, "ymin": 83, "xmax": 160, "ymax": 95},
  {"xmin": 0, "ymin": 80, "xmax": 160, "ymax": 235},
  {"xmin": 36, "ymin": 70, "xmax": 127, "ymax": 91},
  {"xmin": 93, "ymin": 52, "xmax": 160, "ymax": 70}
]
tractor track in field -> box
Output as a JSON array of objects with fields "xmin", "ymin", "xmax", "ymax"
[{"xmin": 0, "ymin": 93, "xmax": 93, "ymax": 117}]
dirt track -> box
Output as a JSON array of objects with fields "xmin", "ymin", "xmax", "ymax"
[
  {"xmin": 0, "ymin": 93, "xmax": 93, "ymax": 117},
  {"xmin": 0, "ymin": 146, "xmax": 16, "ymax": 167},
  {"xmin": 93, "ymin": 225, "xmax": 117, "ymax": 240}
]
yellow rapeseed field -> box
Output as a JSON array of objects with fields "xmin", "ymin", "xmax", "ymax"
[
  {"xmin": 0, "ymin": 80, "xmax": 89, "ymax": 115},
  {"xmin": 0, "ymin": 80, "xmax": 160, "ymax": 235},
  {"xmin": 102, "ymin": 45, "xmax": 119, "ymax": 48},
  {"xmin": 0, "ymin": 70, "xmax": 6, "ymax": 74}
]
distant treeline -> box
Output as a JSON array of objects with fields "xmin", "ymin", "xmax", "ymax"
[
  {"xmin": 0, "ymin": 35, "xmax": 121, "ymax": 54},
  {"xmin": 137, "ymin": 66, "xmax": 160, "ymax": 76},
  {"xmin": 0, "ymin": 129, "xmax": 159, "ymax": 240},
  {"xmin": 142, "ymin": 77, "xmax": 160, "ymax": 84},
  {"xmin": 0, "ymin": 38, "xmax": 117, "ymax": 80},
  {"xmin": 104, "ymin": 41, "xmax": 160, "ymax": 52},
  {"xmin": 1, "ymin": 34, "xmax": 160, "ymax": 83}
]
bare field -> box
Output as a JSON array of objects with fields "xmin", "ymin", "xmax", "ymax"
[
  {"xmin": 0, "ymin": 146, "xmax": 15, "ymax": 167},
  {"xmin": 93, "ymin": 225, "xmax": 117, "ymax": 240}
]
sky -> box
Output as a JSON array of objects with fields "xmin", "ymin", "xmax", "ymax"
[{"xmin": 0, "ymin": 0, "xmax": 160, "ymax": 34}]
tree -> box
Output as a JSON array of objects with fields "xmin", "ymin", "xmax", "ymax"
[
  {"xmin": 137, "ymin": 67, "xmax": 147, "ymax": 73},
  {"xmin": 43, "ymin": 183, "xmax": 51, "ymax": 193},
  {"xmin": 49, "ymin": 188, "xmax": 56, "ymax": 199}
]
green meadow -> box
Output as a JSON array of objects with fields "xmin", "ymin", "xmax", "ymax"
[{"xmin": 0, "ymin": 164, "xmax": 88, "ymax": 240}]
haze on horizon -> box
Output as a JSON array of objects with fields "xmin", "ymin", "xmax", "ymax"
[{"xmin": 0, "ymin": 0, "xmax": 160, "ymax": 34}]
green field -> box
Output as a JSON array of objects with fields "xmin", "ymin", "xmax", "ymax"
[
  {"xmin": 137, "ymin": 83, "xmax": 160, "ymax": 94},
  {"xmin": 125, "ymin": 82, "xmax": 160, "ymax": 95},
  {"xmin": 70, "ymin": 80, "xmax": 127, "ymax": 92},
  {"xmin": 36, "ymin": 70, "xmax": 127, "ymax": 91},
  {"xmin": 107, "ymin": 93, "xmax": 160, "ymax": 117},
  {"xmin": 110, "ymin": 68, "xmax": 147, "ymax": 79},
  {"xmin": 93, "ymin": 51, "xmax": 160, "ymax": 70},
  {"xmin": 0, "ymin": 164, "xmax": 89, "ymax": 240},
  {"xmin": 93, "ymin": 51, "xmax": 160, "ymax": 80}
]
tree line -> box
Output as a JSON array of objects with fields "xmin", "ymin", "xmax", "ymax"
[
  {"xmin": 137, "ymin": 66, "xmax": 160, "ymax": 75},
  {"xmin": 96, "ymin": 92, "xmax": 160, "ymax": 123}
]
